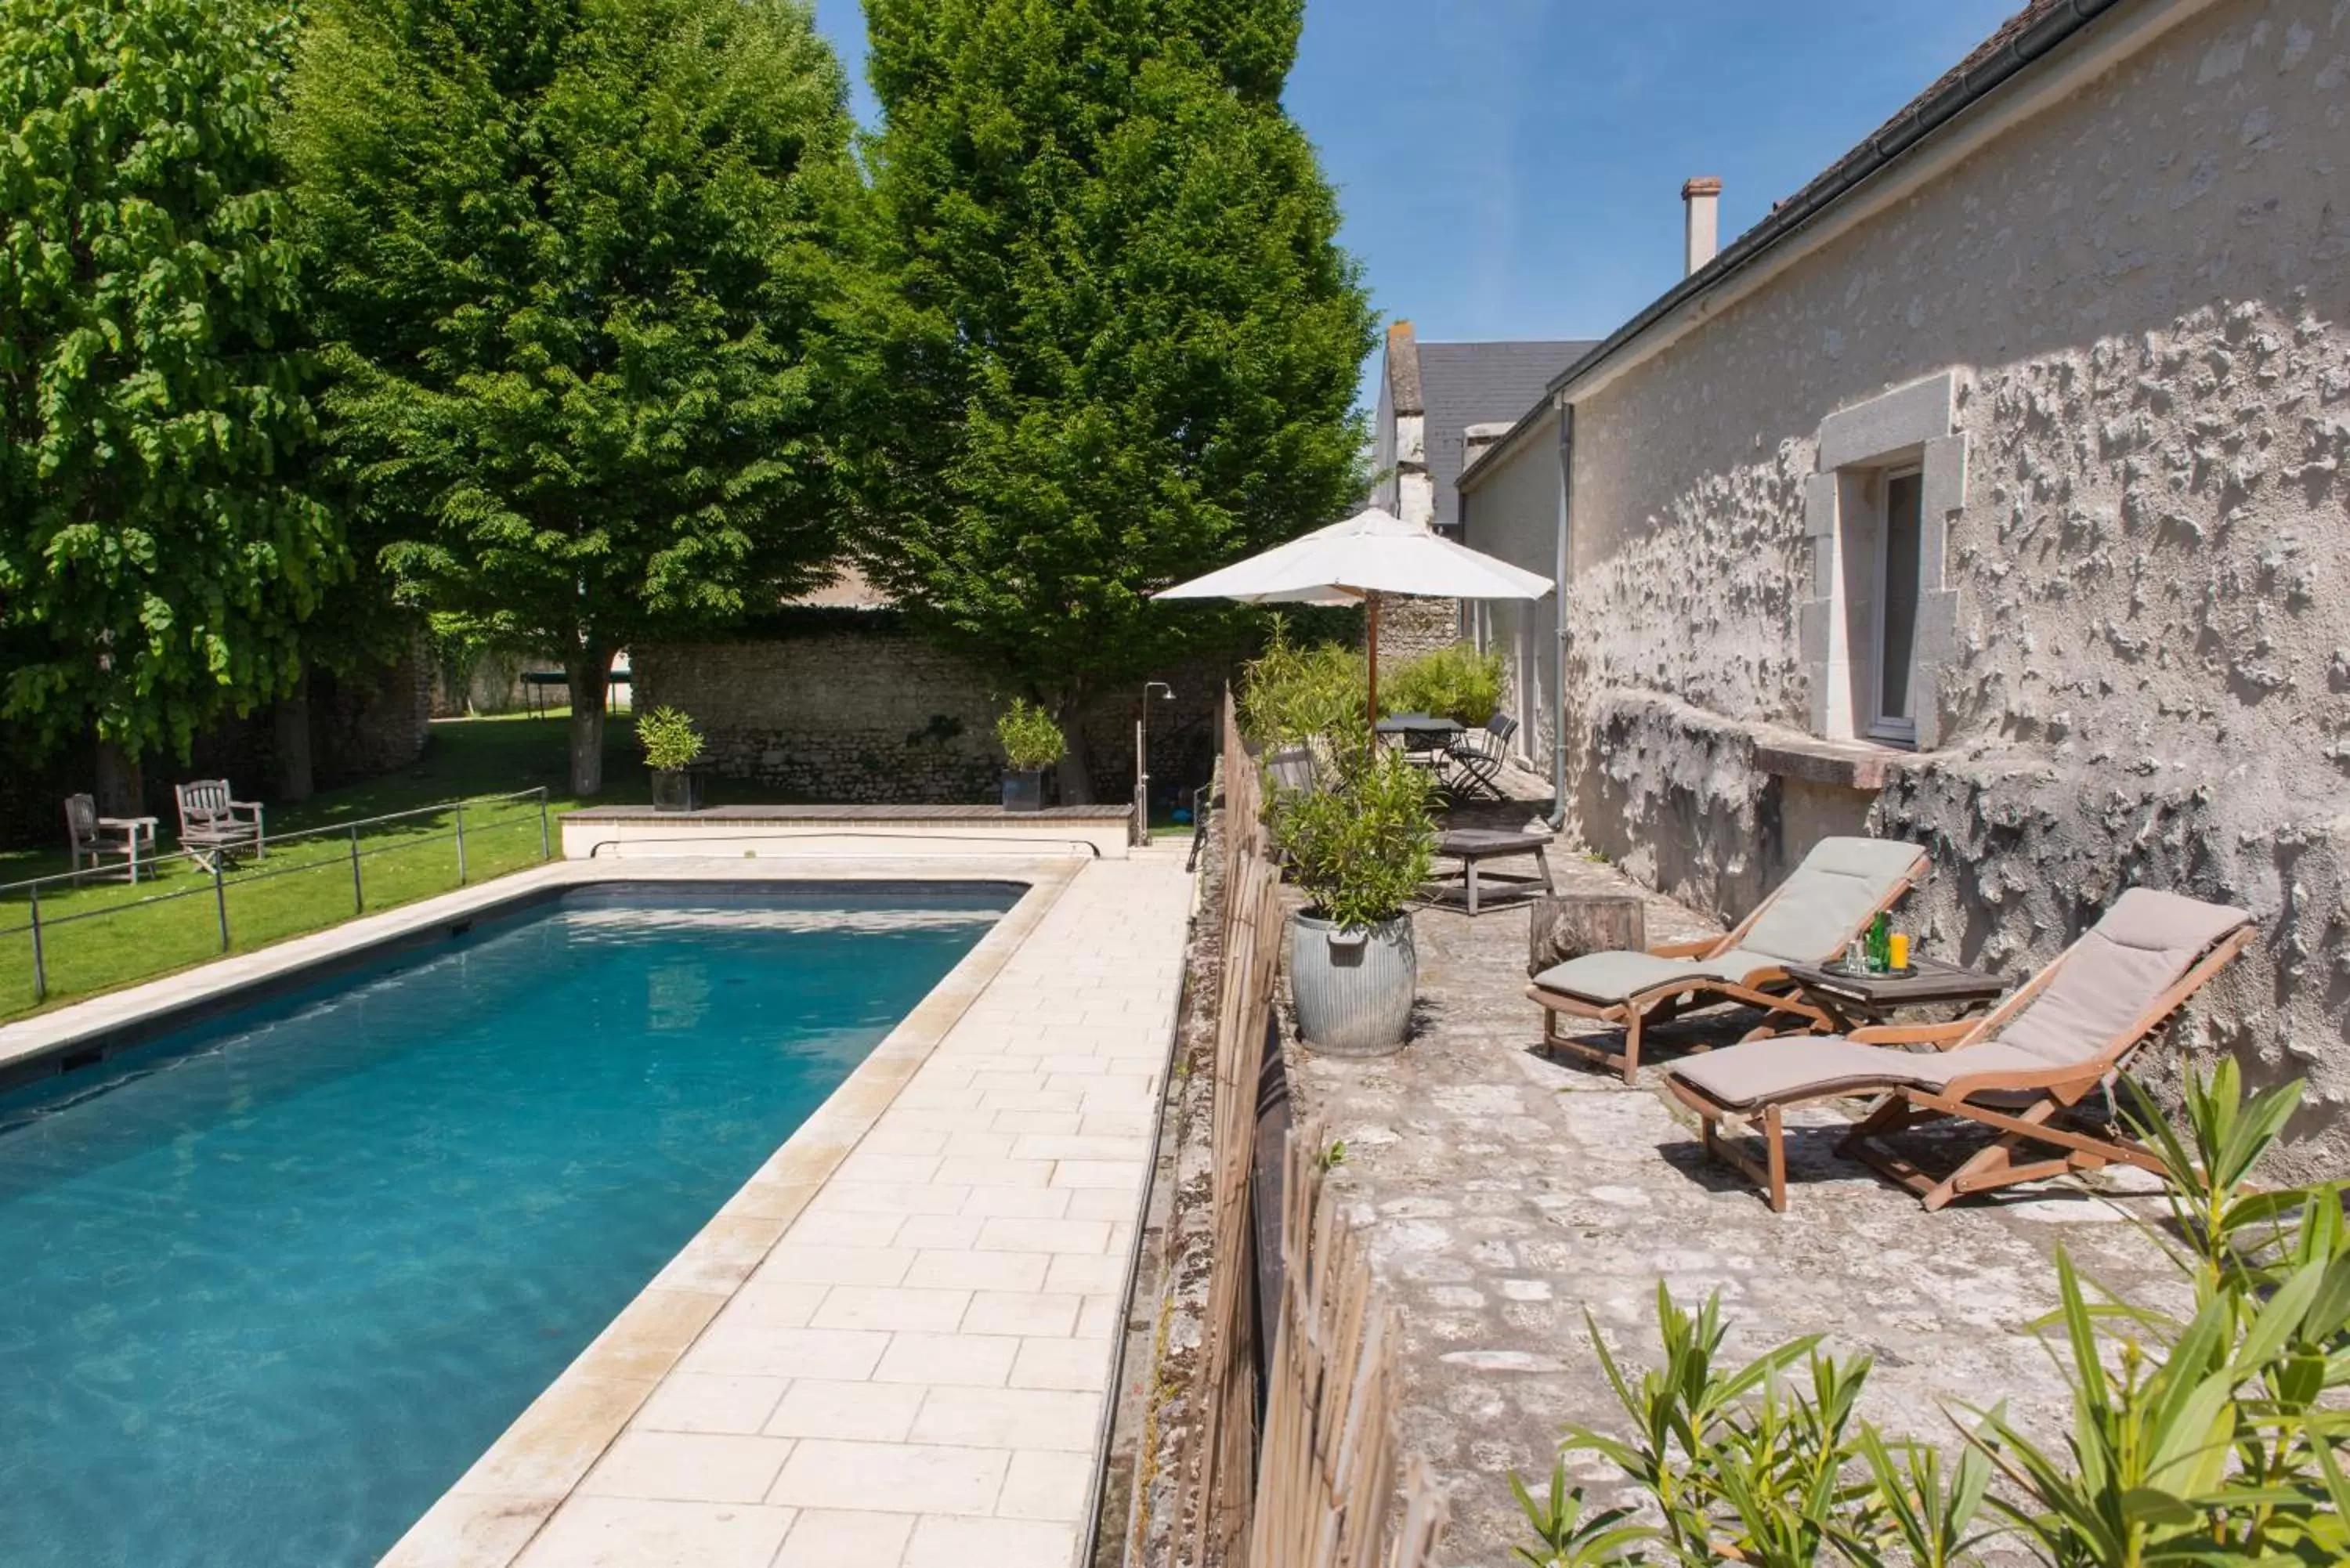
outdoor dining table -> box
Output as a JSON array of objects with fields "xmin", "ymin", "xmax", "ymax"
[{"xmin": 1376, "ymin": 713, "xmax": 1461, "ymax": 785}]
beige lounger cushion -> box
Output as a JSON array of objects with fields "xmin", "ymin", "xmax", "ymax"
[
  {"xmin": 1991, "ymin": 888, "xmax": 2249, "ymax": 1068},
  {"xmin": 1737, "ymin": 836, "xmax": 1928, "ymax": 963},
  {"xmin": 1669, "ymin": 1039, "xmax": 2055, "ymax": 1108},
  {"xmin": 1669, "ymin": 887, "xmax": 2251, "ymax": 1109},
  {"xmin": 1531, "ymin": 947, "xmax": 1783, "ymax": 1005},
  {"xmin": 1531, "ymin": 836, "xmax": 1923, "ymax": 1005}
]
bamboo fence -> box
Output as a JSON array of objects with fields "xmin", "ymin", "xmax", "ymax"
[
  {"xmin": 1182, "ymin": 692, "xmax": 1283, "ymax": 1565},
  {"xmin": 1172, "ymin": 695, "xmax": 1444, "ymax": 1568},
  {"xmin": 1250, "ymin": 1117, "xmax": 1446, "ymax": 1568}
]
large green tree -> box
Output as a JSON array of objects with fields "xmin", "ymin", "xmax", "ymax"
[
  {"xmin": 842, "ymin": 0, "xmax": 1375, "ymax": 798},
  {"xmin": 290, "ymin": 0, "xmax": 854, "ymax": 793},
  {"xmin": 0, "ymin": 0, "xmax": 339, "ymax": 811}
]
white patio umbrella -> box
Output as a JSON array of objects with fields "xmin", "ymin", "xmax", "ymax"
[{"xmin": 1155, "ymin": 506, "xmax": 1554, "ymax": 722}]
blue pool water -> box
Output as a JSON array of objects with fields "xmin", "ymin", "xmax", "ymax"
[{"xmin": 0, "ymin": 883, "xmax": 1014, "ymax": 1568}]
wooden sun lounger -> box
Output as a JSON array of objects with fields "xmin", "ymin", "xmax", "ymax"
[
  {"xmin": 1662, "ymin": 887, "xmax": 2254, "ymax": 1212},
  {"xmin": 1527, "ymin": 836, "xmax": 1930, "ymax": 1083}
]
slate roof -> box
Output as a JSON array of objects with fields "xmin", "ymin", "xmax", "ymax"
[
  {"xmin": 1467, "ymin": 0, "xmax": 2128, "ymax": 480},
  {"xmin": 1416, "ymin": 341, "xmax": 1596, "ymax": 528}
]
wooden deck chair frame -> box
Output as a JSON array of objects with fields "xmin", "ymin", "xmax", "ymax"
[
  {"xmin": 1528, "ymin": 853, "xmax": 1928, "ymax": 1085},
  {"xmin": 1665, "ymin": 922, "xmax": 2255, "ymax": 1212}
]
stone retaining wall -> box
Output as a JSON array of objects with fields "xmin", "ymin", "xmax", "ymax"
[{"xmin": 634, "ymin": 627, "xmax": 1228, "ymax": 805}]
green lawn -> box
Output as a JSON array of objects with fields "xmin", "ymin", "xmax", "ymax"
[{"xmin": 0, "ymin": 711, "xmax": 662, "ymax": 1021}]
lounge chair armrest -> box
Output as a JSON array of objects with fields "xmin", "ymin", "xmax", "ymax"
[
  {"xmin": 1846, "ymin": 1020, "xmax": 1979, "ymax": 1049},
  {"xmin": 1647, "ymin": 937, "xmax": 1715, "ymax": 959}
]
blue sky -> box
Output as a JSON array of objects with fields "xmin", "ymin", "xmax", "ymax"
[{"xmin": 809, "ymin": 1, "xmax": 2021, "ymax": 404}]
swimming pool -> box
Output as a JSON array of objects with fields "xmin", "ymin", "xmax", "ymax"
[{"xmin": 0, "ymin": 882, "xmax": 1016, "ymax": 1568}]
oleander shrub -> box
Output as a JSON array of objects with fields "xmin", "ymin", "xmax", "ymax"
[
  {"xmin": 1238, "ymin": 621, "xmax": 1369, "ymax": 756},
  {"xmin": 1268, "ymin": 747, "xmax": 1437, "ymax": 929},
  {"xmin": 1514, "ymin": 1061, "xmax": 2350, "ymax": 1566},
  {"xmin": 995, "ymin": 699, "xmax": 1067, "ymax": 771},
  {"xmin": 636, "ymin": 706, "xmax": 704, "ymax": 771},
  {"xmin": 1384, "ymin": 641, "xmax": 1504, "ymax": 725}
]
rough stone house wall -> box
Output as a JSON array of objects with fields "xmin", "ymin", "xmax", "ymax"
[
  {"xmin": 1459, "ymin": 406, "xmax": 1564, "ymax": 766},
  {"xmin": 634, "ymin": 623, "xmax": 1227, "ymax": 807},
  {"xmin": 1462, "ymin": 0, "xmax": 2350, "ymax": 1172}
]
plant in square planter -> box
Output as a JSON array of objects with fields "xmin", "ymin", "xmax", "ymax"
[
  {"xmin": 638, "ymin": 706, "xmax": 706, "ymax": 812},
  {"xmin": 1272, "ymin": 749, "xmax": 1437, "ymax": 1057},
  {"xmin": 996, "ymin": 699, "xmax": 1065, "ymax": 812}
]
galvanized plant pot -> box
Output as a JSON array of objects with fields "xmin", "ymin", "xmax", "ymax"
[
  {"xmin": 1289, "ymin": 910, "xmax": 1416, "ymax": 1057},
  {"xmin": 1001, "ymin": 770, "xmax": 1046, "ymax": 811},
  {"xmin": 650, "ymin": 768, "xmax": 703, "ymax": 813}
]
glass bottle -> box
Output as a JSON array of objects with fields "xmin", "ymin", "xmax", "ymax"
[{"xmin": 1868, "ymin": 912, "xmax": 1890, "ymax": 973}]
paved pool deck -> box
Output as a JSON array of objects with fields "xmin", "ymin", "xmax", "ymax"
[
  {"xmin": 5, "ymin": 846, "xmax": 1195, "ymax": 1568},
  {"xmin": 1286, "ymin": 804, "xmax": 2193, "ymax": 1568},
  {"xmin": 398, "ymin": 850, "xmax": 1191, "ymax": 1568}
]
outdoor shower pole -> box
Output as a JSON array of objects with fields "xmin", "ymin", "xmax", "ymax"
[{"xmin": 1137, "ymin": 683, "xmax": 1173, "ymax": 848}]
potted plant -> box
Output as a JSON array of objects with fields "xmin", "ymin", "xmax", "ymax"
[
  {"xmin": 996, "ymin": 699, "xmax": 1065, "ymax": 812},
  {"xmin": 1271, "ymin": 750, "xmax": 1437, "ymax": 1055},
  {"xmin": 638, "ymin": 706, "xmax": 706, "ymax": 812}
]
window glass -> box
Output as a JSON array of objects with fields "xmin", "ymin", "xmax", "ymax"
[{"xmin": 1878, "ymin": 471, "xmax": 1923, "ymax": 723}]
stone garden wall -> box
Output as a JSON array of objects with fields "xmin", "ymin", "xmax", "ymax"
[
  {"xmin": 634, "ymin": 620, "xmax": 1228, "ymax": 807},
  {"xmin": 0, "ymin": 632, "xmax": 433, "ymax": 848}
]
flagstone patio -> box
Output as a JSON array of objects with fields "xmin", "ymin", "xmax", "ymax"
[{"xmin": 1285, "ymin": 811, "xmax": 2193, "ymax": 1568}]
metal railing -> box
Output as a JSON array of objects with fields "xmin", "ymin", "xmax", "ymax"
[{"xmin": 2, "ymin": 788, "xmax": 551, "ymax": 1006}]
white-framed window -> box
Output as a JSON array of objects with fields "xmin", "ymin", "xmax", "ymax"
[
  {"xmin": 1867, "ymin": 466, "xmax": 1925, "ymax": 745},
  {"xmin": 1799, "ymin": 371, "xmax": 1964, "ymax": 752}
]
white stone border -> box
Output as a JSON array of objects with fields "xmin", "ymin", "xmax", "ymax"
[
  {"xmin": 381, "ymin": 856, "xmax": 1090, "ymax": 1566},
  {"xmin": 0, "ymin": 852, "xmax": 1130, "ymax": 1566}
]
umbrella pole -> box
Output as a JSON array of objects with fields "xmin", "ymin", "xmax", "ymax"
[{"xmin": 1366, "ymin": 593, "xmax": 1380, "ymax": 732}]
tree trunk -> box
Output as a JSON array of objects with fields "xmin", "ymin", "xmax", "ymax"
[
  {"xmin": 1050, "ymin": 689, "xmax": 1093, "ymax": 805},
  {"xmin": 567, "ymin": 649, "xmax": 612, "ymax": 797},
  {"xmin": 1528, "ymin": 892, "xmax": 1647, "ymax": 978},
  {"xmin": 94, "ymin": 739, "xmax": 143, "ymax": 818},
  {"xmin": 1054, "ymin": 747, "xmax": 1093, "ymax": 806},
  {"xmin": 274, "ymin": 674, "xmax": 315, "ymax": 803}
]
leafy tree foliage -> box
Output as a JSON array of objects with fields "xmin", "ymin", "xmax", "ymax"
[
  {"xmin": 289, "ymin": 0, "xmax": 855, "ymax": 792},
  {"xmin": 844, "ymin": 0, "xmax": 1375, "ymax": 797},
  {"xmin": 0, "ymin": 0, "xmax": 338, "ymax": 805}
]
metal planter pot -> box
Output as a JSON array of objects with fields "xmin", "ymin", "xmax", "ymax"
[
  {"xmin": 1002, "ymin": 769, "xmax": 1046, "ymax": 811},
  {"xmin": 650, "ymin": 768, "xmax": 703, "ymax": 813},
  {"xmin": 1289, "ymin": 910, "xmax": 1415, "ymax": 1057}
]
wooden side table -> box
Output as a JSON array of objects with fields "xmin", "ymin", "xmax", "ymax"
[
  {"xmin": 1773, "ymin": 956, "xmax": 2008, "ymax": 1037},
  {"xmin": 1427, "ymin": 829, "xmax": 1554, "ymax": 916}
]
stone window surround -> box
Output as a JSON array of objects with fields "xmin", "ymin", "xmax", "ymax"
[{"xmin": 1797, "ymin": 371, "xmax": 1965, "ymax": 753}]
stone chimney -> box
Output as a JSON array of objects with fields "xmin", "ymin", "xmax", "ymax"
[
  {"xmin": 1681, "ymin": 176, "xmax": 1722, "ymax": 276},
  {"xmin": 1383, "ymin": 321, "xmax": 1432, "ymax": 528},
  {"xmin": 1461, "ymin": 421, "xmax": 1513, "ymax": 475}
]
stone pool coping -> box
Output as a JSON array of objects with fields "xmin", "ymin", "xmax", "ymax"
[
  {"xmin": 376, "ymin": 854, "xmax": 1098, "ymax": 1566},
  {"xmin": 560, "ymin": 804, "xmax": 1139, "ymax": 862},
  {"xmin": 3, "ymin": 848, "xmax": 1185, "ymax": 1568}
]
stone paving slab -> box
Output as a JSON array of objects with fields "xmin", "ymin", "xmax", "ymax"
[
  {"xmin": 1288, "ymin": 835, "xmax": 2191, "ymax": 1568},
  {"xmin": 385, "ymin": 848, "xmax": 1196, "ymax": 1568}
]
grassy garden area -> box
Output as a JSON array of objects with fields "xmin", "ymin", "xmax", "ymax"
[{"xmin": 0, "ymin": 713, "xmax": 657, "ymax": 1021}]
